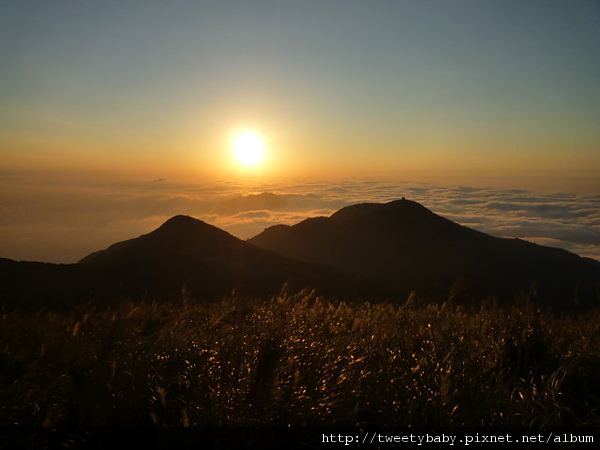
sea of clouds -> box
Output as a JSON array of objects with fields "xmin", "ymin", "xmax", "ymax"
[{"xmin": 1, "ymin": 177, "xmax": 598, "ymax": 263}]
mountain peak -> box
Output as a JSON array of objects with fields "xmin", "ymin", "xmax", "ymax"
[
  {"xmin": 79, "ymin": 214, "xmax": 237, "ymax": 265},
  {"xmin": 162, "ymin": 214, "xmax": 200, "ymax": 226},
  {"xmin": 328, "ymin": 199, "xmax": 455, "ymax": 235},
  {"xmin": 330, "ymin": 198, "xmax": 433, "ymax": 222},
  {"xmin": 157, "ymin": 215, "xmax": 210, "ymax": 231},
  {"xmin": 151, "ymin": 215, "xmax": 234, "ymax": 241}
]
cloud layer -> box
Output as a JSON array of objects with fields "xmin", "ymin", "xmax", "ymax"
[{"xmin": 1, "ymin": 177, "xmax": 598, "ymax": 263}]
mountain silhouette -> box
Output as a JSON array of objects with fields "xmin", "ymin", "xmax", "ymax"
[
  {"xmin": 2, "ymin": 215, "xmax": 387, "ymax": 310},
  {"xmin": 77, "ymin": 215, "xmax": 387, "ymax": 304},
  {"xmin": 0, "ymin": 257, "xmax": 104, "ymax": 310},
  {"xmin": 249, "ymin": 199, "xmax": 600, "ymax": 309},
  {"xmin": 80, "ymin": 215, "xmax": 249, "ymax": 266},
  {"xmin": 2, "ymin": 205, "xmax": 599, "ymax": 311}
]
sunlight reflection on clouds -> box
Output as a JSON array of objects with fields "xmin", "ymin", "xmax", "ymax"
[{"xmin": 0, "ymin": 178, "xmax": 598, "ymax": 263}]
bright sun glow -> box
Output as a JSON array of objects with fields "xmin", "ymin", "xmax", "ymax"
[{"xmin": 232, "ymin": 130, "xmax": 266, "ymax": 167}]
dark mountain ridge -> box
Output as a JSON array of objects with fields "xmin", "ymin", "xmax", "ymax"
[
  {"xmin": 80, "ymin": 215, "xmax": 248, "ymax": 266},
  {"xmin": 249, "ymin": 199, "xmax": 600, "ymax": 309},
  {"xmin": 1, "ymin": 215, "xmax": 388, "ymax": 310},
  {"xmin": 2, "ymin": 202, "xmax": 599, "ymax": 311},
  {"xmin": 80, "ymin": 214, "xmax": 397, "ymax": 303}
]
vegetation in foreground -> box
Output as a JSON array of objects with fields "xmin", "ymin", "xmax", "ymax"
[{"xmin": 1, "ymin": 292, "xmax": 599, "ymax": 428}]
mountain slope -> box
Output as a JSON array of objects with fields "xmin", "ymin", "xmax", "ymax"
[
  {"xmin": 1, "ymin": 215, "xmax": 389, "ymax": 310},
  {"xmin": 77, "ymin": 215, "xmax": 388, "ymax": 303},
  {"xmin": 3, "ymin": 207, "xmax": 599, "ymax": 311},
  {"xmin": 0, "ymin": 257, "xmax": 105, "ymax": 310},
  {"xmin": 249, "ymin": 199, "xmax": 600, "ymax": 309}
]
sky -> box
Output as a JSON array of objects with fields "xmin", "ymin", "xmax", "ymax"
[
  {"xmin": 1, "ymin": 1, "xmax": 599, "ymax": 262},
  {"xmin": 2, "ymin": 0, "xmax": 600, "ymax": 181}
]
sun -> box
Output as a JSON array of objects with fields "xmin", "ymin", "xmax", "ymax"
[{"xmin": 232, "ymin": 130, "xmax": 266, "ymax": 168}]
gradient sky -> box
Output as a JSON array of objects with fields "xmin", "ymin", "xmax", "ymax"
[{"xmin": 2, "ymin": 0, "xmax": 600, "ymax": 186}]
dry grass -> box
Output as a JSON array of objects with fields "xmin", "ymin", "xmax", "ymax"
[{"xmin": 1, "ymin": 292, "xmax": 599, "ymax": 429}]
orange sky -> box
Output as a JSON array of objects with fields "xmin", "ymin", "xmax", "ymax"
[{"xmin": 2, "ymin": 2, "xmax": 600, "ymax": 189}]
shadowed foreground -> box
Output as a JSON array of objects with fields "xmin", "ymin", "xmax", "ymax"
[{"xmin": 1, "ymin": 292, "xmax": 599, "ymax": 433}]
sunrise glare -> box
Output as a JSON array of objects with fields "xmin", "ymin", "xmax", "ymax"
[{"xmin": 232, "ymin": 130, "xmax": 266, "ymax": 168}]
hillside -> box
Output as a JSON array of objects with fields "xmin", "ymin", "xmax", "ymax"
[
  {"xmin": 0, "ymin": 215, "xmax": 389, "ymax": 310},
  {"xmin": 78, "ymin": 214, "xmax": 390, "ymax": 302},
  {"xmin": 2, "ymin": 204, "xmax": 599, "ymax": 311},
  {"xmin": 249, "ymin": 199, "xmax": 600, "ymax": 309}
]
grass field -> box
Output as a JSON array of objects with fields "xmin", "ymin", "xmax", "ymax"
[{"xmin": 1, "ymin": 292, "xmax": 599, "ymax": 430}]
